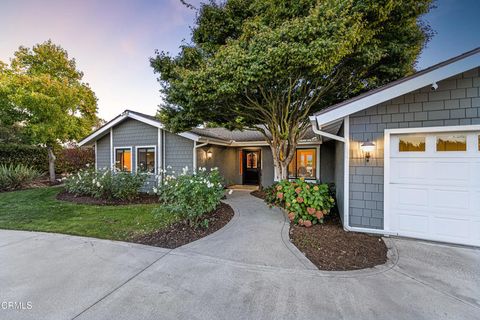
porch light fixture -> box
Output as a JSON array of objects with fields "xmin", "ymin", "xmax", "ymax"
[
  {"xmin": 206, "ymin": 150, "xmax": 213, "ymax": 160},
  {"xmin": 360, "ymin": 140, "xmax": 375, "ymax": 162}
]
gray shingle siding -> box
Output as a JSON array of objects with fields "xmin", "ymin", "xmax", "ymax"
[
  {"xmin": 96, "ymin": 133, "xmax": 110, "ymax": 170},
  {"xmin": 348, "ymin": 67, "xmax": 480, "ymax": 229},
  {"xmin": 112, "ymin": 118, "xmax": 159, "ymax": 191},
  {"xmin": 165, "ymin": 132, "xmax": 194, "ymax": 175},
  {"xmin": 196, "ymin": 145, "xmax": 241, "ymax": 185}
]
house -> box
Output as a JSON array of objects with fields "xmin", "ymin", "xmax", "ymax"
[
  {"xmin": 310, "ymin": 47, "xmax": 480, "ymax": 247},
  {"xmin": 79, "ymin": 47, "xmax": 480, "ymax": 247},
  {"xmin": 78, "ymin": 110, "xmax": 334, "ymax": 190}
]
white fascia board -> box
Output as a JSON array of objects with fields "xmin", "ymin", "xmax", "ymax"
[
  {"xmin": 314, "ymin": 52, "xmax": 480, "ymax": 126},
  {"xmin": 79, "ymin": 112, "xmax": 200, "ymax": 146},
  {"xmin": 78, "ymin": 114, "xmax": 127, "ymax": 146}
]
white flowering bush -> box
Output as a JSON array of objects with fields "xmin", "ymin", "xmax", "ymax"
[
  {"xmin": 64, "ymin": 167, "xmax": 147, "ymax": 201},
  {"xmin": 155, "ymin": 167, "xmax": 225, "ymax": 227}
]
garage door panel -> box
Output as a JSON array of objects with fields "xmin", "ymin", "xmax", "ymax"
[
  {"xmin": 432, "ymin": 161, "xmax": 470, "ymax": 183},
  {"xmin": 430, "ymin": 189, "xmax": 470, "ymax": 210},
  {"xmin": 388, "ymin": 130, "xmax": 480, "ymax": 247},
  {"xmin": 396, "ymin": 212, "xmax": 429, "ymax": 234},
  {"xmin": 393, "ymin": 186, "xmax": 429, "ymax": 207},
  {"xmin": 431, "ymin": 217, "xmax": 470, "ymax": 240},
  {"xmin": 390, "ymin": 159, "xmax": 430, "ymax": 183}
]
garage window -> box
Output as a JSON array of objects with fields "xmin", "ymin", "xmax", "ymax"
[
  {"xmin": 399, "ymin": 136, "xmax": 425, "ymax": 152},
  {"xmin": 436, "ymin": 135, "xmax": 467, "ymax": 152}
]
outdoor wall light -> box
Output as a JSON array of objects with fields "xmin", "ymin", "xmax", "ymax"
[
  {"xmin": 360, "ymin": 140, "xmax": 375, "ymax": 162},
  {"xmin": 206, "ymin": 150, "xmax": 213, "ymax": 160}
]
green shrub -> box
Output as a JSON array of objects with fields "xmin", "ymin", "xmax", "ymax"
[
  {"xmin": 64, "ymin": 167, "xmax": 147, "ymax": 201},
  {"xmin": 155, "ymin": 167, "xmax": 225, "ymax": 227},
  {"xmin": 0, "ymin": 144, "xmax": 48, "ymax": 172},
  {"xmin": 271, "ymin": 178, "xmax": 335, "ymax": 227},
  {"xmin": 56, "ymin": 146, "xmax": 95, "ymax": 174},
  {"xmin": 0, "ymin": 164, "xmax": 42, "ymax": 191}
]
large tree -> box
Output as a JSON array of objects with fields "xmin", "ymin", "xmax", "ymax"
[
  {"xmin": 0, "ymin": 40, "xmax": 99, "ymax": 181},
  {"xmin": 152, "ymin": 0, "xmax": 433, "ymax": 180}
]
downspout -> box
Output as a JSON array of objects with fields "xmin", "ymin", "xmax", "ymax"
[{"xmin": 194, "ymin": 141, "xmax": 209, "ymax": 171}]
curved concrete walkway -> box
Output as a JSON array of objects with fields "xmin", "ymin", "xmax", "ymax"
[
  {"xmin": 176, "ymin": 190, "xmax": 318, "ymax": 270},
  {"xmin": 1, "ymin": 191, "xmax": 479, "ymax": 320}
]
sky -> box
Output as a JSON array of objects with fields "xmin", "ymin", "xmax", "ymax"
[{"xmin": 0, "ymin": 0, "xmax": 479, "ymax": 122}]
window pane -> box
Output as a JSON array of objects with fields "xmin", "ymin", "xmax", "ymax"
[
  {"xmin": 399, "ymin": 136, "xmax": 426, "ymax": 152},
  {"xmin": 115, "ymin": 149, "xmax": 132, "ymax": 172},
  {"xmin": 137, "ymin": 148, "xmax": 155, "ymax": 173},
  {"xmin": 246, "ymin": 152, "xmax": 257, "ymax": 169},
  {"xmin": 296, "ymin": 149, "xmax": 316, "ymax": 179},
  {"xmin": 436, "ymin": 135, "xmax": 466, "ymax": 152}
]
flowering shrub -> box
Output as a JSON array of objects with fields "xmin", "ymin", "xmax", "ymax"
[
  {"xmin": 64, "ymin": 167, "xmax": 147, "ymax": 201},
  {"xmin": 154, "ymin": 167, "xmax": 225, "ymax": 227},
  {"xmin": 266, "ymin": 179, "xmax": 335, "ymax": 227}
]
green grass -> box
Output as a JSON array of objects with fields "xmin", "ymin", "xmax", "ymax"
[{"xmin": 0, "ymin": 187, "xmax": 177, "ymax": 241}]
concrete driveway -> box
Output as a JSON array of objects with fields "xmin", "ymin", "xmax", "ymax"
[{"xmin": 1, "ymin": 191, "xmax": 479, "ymax": 320}]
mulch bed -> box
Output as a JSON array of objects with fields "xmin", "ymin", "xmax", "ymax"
[
  {"xmin": 290, "ymin": 215, "xmax": 387, "ymax": 271},
  {"xmin": 250, "ymin": 189, "xmax": 266, "ymax": 200},
  {"xmin": 251, "ymin": 190, "xmax": 387, "ymax": 270},
  {"xmin": 133, "ymin": 202, "xmax": 234, "ymax": 249},
  {"xmin": 56, "ymin": 190, "xmax": 160, "ymax": 205}
]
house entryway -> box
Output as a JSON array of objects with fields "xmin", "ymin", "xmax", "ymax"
[{"xmin": 242, "ymin": 150, "xmax": 261, "ymax": 185}]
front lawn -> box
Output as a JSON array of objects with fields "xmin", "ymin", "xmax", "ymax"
[{"xmin": 0, "ymin": 187, "xmax": 178, "ymax": 241}]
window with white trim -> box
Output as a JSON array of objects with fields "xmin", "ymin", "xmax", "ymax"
[
  {"xmin": 288, "ymin": 148, "xmax": 317, "ymax": 179},
  {"xmin": 115, "ymin": 148, "xmax": 132, "ymax": 172},
  {"xmin": 137, "ymin": 147, "xmax": 155, "ymax": 173}
]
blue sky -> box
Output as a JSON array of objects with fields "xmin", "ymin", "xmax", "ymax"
[{"xmin": 0, "ymin": 0, "xmax": 478, "ymax": 121}]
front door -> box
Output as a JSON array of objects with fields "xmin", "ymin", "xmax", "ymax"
[{"xmin": 242, "ymin": 150, "xmax": 261, "ymax": 185}]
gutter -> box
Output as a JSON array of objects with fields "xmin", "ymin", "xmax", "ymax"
[{"xmin": 309, "ymin": 116, "xmax": 345, "ymax": 143}]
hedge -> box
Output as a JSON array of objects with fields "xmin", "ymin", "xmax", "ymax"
[
  {"xmin": 0, "ymin": 144, "xmax": 48, "ymax": 173},
  {"xmin": 0, "ymin": 144, "xmax": 95, "ymax": 175}
]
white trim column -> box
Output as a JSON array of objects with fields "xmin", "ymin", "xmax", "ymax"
[
  {"xmin": 343, "ymin": 116, "xmax": 350, "ymax": 229},
  {"xmin": 94, "ymin": 141, "xmax": 98, "ymax": 170},
  {"xmin": 110, "ymin": 128, "xmax": 114, "ymax": 170}
]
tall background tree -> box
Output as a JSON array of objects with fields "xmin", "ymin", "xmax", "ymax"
[
  {"xmin": 0, "ymin": 40, "xmax": 99, "ymax": 181},
  {"xmin": 152, "ymin": 0, "xmax": 434, "ymax": 179}
]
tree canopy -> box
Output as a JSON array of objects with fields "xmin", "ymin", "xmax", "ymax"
[
  {"xmin": 153, "ymin": 0, "xmax": 433, "ymax": 179},
  {"xmin": 0, "ymin": 40, "xmax": 99, "ymax": 180}
]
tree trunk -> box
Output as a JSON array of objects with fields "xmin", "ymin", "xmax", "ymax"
[{"xmin": 47, "ymin": 146, "xmax": 56, "ymax": 183}]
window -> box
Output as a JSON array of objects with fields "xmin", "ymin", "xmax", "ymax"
[
  {"xmin": 288, "ymin": 148, "xmax": 317, "ymax": 179},
  {"xmin": 115, "ymin": 148, "xmax": 132, "ymax": 172},
  {"xmin": 436, "ymin": 135, "xmax": 467, "ymax": 152},
  {"xmin": 246, "ymin": 152, "xmax": 258, "ymax": 169},
  {"xmin": 137, "ymin": 147, "xmax": 155, "ymax": 173},
  {"xmin": 399, "ymin": 136, "xmax": 426, "ymax": 152}
]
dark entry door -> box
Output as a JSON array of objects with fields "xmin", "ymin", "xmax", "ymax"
[{"xmin": 242, "ymin": 150, "xmax": 261, "ymax": 185}]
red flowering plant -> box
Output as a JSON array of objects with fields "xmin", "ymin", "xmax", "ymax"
[{"xmin": 275, "ymin": 178, "xmax": 335, "ymax": 227}]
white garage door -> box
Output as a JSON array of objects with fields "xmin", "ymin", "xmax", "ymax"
[{"xmin": 387, "ymin": 129, "xmax": 480, "ymax": 246}]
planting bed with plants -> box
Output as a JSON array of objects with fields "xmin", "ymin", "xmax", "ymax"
[
  {"xmin": 134, "ymin": 167, "xmax": 233, "ymax": 248},
  {"xmin": 255, "ymin": 179, "xmax": 388, "ymax": 271},
  {"xmin": 0, "ymin": 167, "xmax": 233, "ymax": 248}
]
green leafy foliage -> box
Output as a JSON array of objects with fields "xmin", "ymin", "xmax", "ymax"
[
  {"xmin": 267, "ymin": 179, "xmax": 335, "ymax": 227},
  {"xmin": 0, "ymin": 40, "xmax": 100, "ymax": 180},
  {"xmin": 0, "ymin": 164, "xmax": 42, "ymax": 192},
  {"xmin": 0, "ymin": 144, "xmax": 48, "ymax": 172},
  {"xmin": 56, "ymin": 146, "xmax": 95, "ymax": 174},
  {"xmin": 155, "ymin": 167, "xmax": 225, "ymax": 227},
  {"xmin": 64, "ymin": 168, "xmax": 147, "ymax": 201},
  {"xmin": 152, "ymin": 0, "xmax": 433, "ymax": 179}
]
